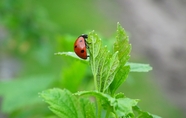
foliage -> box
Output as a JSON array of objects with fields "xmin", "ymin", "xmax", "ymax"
[
  {"xmin": 0, "ymin": 75, "xmax": 55, "ymax": 117},
  {"xmin": 40, "ymin": 23, "xmax": 161, "ymax": 118},
  {"xmin": 0, "ymin": 1, "xmax": 182, "ymax": 118}
]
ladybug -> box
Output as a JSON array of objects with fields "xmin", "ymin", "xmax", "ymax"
[{"xmin": 74, "ymin": 34, "xmax": 88, "ymax": 59}]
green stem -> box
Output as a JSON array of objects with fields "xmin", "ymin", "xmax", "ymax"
[
  {"xmin": 97, "ymin": 99, "xmax": 102, "ymax": 118},
  {"xmin": 94, "ymin": 73, "xmax": 98, "ymax": 91},
  {"xmin": 105, "ymin": 109, "xmax": 110, "ymax": 118},
  {"xmin": 114, "ymin": 111, "xmax": 118, "ymax": 118}
]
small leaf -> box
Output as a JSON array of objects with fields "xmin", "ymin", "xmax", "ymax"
[
  {"xmin": 40, "ymin": 88, "xmax": 80, "ymax": 118},
  {"xmin": 74, "ymin": 90, "xmax": 117, "ymax": 110},
  {"xmin": 110, "ymin": 65, "xmax": 130, "ymax": 95},
  {"xmin": 114, "ymin": 92, "xmax": 125, "ymax": 99},
  {"xmin": 96, "ymin": 46, "xmax": 110, "ymax": 92},
  {"xmin": 54, "ymin": 52, "xmax": 88, "ymax": 62},
  {"xmin": 88, "ymin": 34, "xmax": 110, "ymax": 91},
  {"xmin": 126, "ymin": 62, "xmax": 152, "ymax": 72},
  {"xmin": 110, "ymin": 22, "xmax": 131, "ymax": 94},
  {"xmin": 114, "ymin": 22, "xmax": 131, "ymax": 65},
  {"xmin": 79, "ymin": 98, "xmax": 96, "ymax": 118},
  {"xmin": 88, "ymin": 31, "xmax": 120, "ymax": 92},
  {"xmin": 74, "ymin": 90, "xmax": 138, "ymax": 117},
  {"xmin": 74, "ymin": 90, "xmax": 113, "ymax": 102},
  {"xmin": 116, "ymin": 98, "xmax": 139, "ymax": 117},
  {"xmin": 133, "ymin": 106, "xmax": 162, "ymax": 118},
  {"xmin": 40, "ymin": 89, "xmax": 96, "ymax": 118},
  {"xmin": 103, "ymin": 51, "xmax": 119, "ymax": 92},
  {"xmin": 54, "ymin": 52, "xmax": 77, "ymax": 58}
]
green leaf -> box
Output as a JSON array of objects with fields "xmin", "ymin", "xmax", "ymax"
[
  {"xmin": 114, "ymin": 22, "xmax": 131, "ymax": 65},
  {"xmin": 54, "ymin": 52, "xmax": 88, "ymax": 62},
  {"xmin": 40, "ymin": 88, "xmax": 96, "ymax": 118},
  {"xmin": 87, "ymin": 31, "xmax": 104, "ymax": 91},
  {"xmin": 88, "ymin": 31, "xmax": 119, "ymax": 92},
  {"xmin": 74, "ymin": 91, "xmax": 115, "ymax": 103},
  {"xmin": 103, "ymin": 51, "xmax": 119, "ymax": 92},
  {"xmin": 116, "ymin": 98, "xmax": 139, "ymax": 117},
  {"xmin": 114, "ymin": 92, "xmax": 125, "ymax": 99},
  {"xmin": 126, "ymin": 62, "xmax": 153, "ymax": 72},
  {"xmin": 54, "ymin": 52, "xmax": 77, "ymax": 58},
  {"xmin": 95, "ymin": 46, "xmax": 110, "ymax": 92},
  {"xmin": 0, "ymin": 75, "xmax": 54, "ymax": 113},
  {"xmin": 87, "ymin": 23, "xmax": 132, "ymax": 94},
  {"xmin": 79, "ymin": 98, "xmax": 96, "ymax": 118},
  {"xmin": 133, "ymin": 106, "xmax": 162, "ymax": 118},
  {"xmin": 110, "ymin": 66, "xmax": 130, "ymax": 95},
  {"xmin": 74, "ymin": 90, "xmax": 138, "ymax": 117},
  {"xmin": 40, "ymin": 88, "xmax": 81, "ymax": 118},
  {"xmin": 110, "ymin": 23, "xmax": 131, "ymax": 94}
]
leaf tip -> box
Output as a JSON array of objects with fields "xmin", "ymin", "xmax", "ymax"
[
  {"xmin": 117, "ymin": 22, "xmax": 120, "ymax": 25},
  {"xmin": 54, "ymin": 52, "xmax": 58, "ymax": 55}
]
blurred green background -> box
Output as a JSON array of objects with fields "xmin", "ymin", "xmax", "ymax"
[{"xmin": 0, "ymin": 0, "xmax": 185, "ymax": 118}]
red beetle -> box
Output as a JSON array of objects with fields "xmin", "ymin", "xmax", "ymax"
[{"xmin": 74, "ymin": 34, "xmax": 88, "ymax": 59}]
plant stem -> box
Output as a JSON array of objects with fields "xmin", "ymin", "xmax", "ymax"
[
  {"xmin": 97, "ymin": 99, "xmax": 102, "ymax": 118},
  {"xmin": 105, "ymin": 109, "xmax": 110, "ymax": 118},
  {"xmin": 94, "ymin": 74, "xmax": 98, "ymax": 91},
  {"xmin": 114, "ymin": 111, "xmax": 118, "ymax": 118}
]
